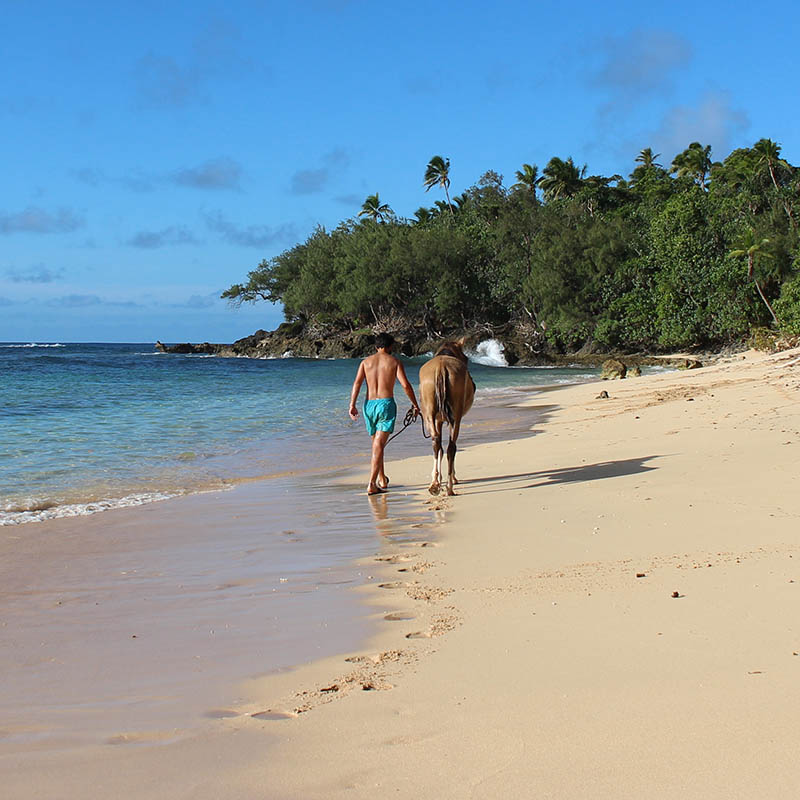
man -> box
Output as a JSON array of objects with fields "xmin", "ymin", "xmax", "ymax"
[{"xmin": 349, "ymin": 333, "xmax": 420, "ymax": 495}]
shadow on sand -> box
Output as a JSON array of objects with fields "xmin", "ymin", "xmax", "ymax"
[{"xmin": 460, "ymin": 455, "xmax": 663, "ymax": 494}]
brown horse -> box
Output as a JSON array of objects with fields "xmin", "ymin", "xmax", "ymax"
[{"xmin": 418, "ymin": 341, "xmax": 475, "ymax": 496}]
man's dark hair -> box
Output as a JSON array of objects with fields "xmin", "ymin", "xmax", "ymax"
[{"xmin": 375, "ymin": 332, "xmax": 395, "ymax": 350}]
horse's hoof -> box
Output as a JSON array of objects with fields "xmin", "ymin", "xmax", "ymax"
[
  {"xmin": 446, "ymin": 486, "xmax": 456, "ymax": 497},
  {"xmin": 428, "ymin": 484, "xmax": 440, "ymax": 495}
]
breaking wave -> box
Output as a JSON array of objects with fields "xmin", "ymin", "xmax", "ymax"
[
  {"xmin": 467, "ymin": 339, "xmax": 508, "ymax": 367},
  {"xmin": 1, "ymin": 342, "xmax": 65, "ymax": 348},
  {"xmin": 0, "ymin": 490, "xmax": 186, "ymax": 526}
]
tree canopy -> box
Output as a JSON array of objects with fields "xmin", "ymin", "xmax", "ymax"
[{"xmin": 224, "ymin": 141, "xmax": 800, "ymax": 351}]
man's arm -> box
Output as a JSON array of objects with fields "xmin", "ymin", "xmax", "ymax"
[
  {"xmin": 396, "ymin": 360, "xmax": 420, "ymax": 416},
  {"xmin": 349, "ymin": 361, "xmax": 366, "ymax": 419}
]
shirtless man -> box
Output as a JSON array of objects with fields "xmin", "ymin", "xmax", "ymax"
[{"xmin": 349, "ymin": 333, "xmax": 420, "ymax": 495}]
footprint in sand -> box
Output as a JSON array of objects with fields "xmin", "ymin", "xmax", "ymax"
[
  {"xmin": 106, "ymin": 731, "xmax": 183, "ymax": 745},
  {"xmin": 378, "ymin": 581, "xmax": 412, "ymax": 589},
  {"xmin": 250, "ymin": 710, "xmax": 296, "ymax": 721},
  {"xmin": 384, "ymin": 611, "xmax": 416, "ymax": 621},
  {"xmin": 345, "ymin": 650, "xmax": 405, "ymax": 665},
  {"xmin": 405, "ymin": 630, "xmax": 433, "ymax": 639},
  {"xmin": 203, "ymin": 708, "xmax": 241, "ymax": 719}
]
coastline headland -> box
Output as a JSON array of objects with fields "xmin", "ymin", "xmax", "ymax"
[{"xmin": 155, "ymin": 320, "xmax": 712, "ymax": 369}]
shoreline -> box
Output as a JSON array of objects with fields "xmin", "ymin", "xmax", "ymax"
[
  {"xmin": 155, "ymin": 322, "xmax": 741, "ymax": 367},
  {"xmin": 1, "ymin": 351, "xmax": 600, "ymax": 526},
  {"xmin": 4, "ymin": 346, "xmax": 800, "ymax": 797},
  {"xmin": 0, "ymin": 469, "xmax": 405, "ymax": 751},
  {"xmin": 0, "ymin": 380, "xmax": 549, "ymax": 756}
]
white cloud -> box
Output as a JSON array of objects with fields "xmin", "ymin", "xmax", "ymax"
[
  {"xmin": 6, "ymin": 264, "xmax": 64, "ymax": 283},
  {"xmin": 46, "ymin": 294, "xmax": 142, "ymax": 308},
  {"xmin": 205, "ymin": 211, "xmax": 297, "ymax": 248},
  {"xmin": 289, "ymin": 148, "xmax": 351, "ymax": 195},
  {"xmin": 133, "ymin": 20, "xmax": 251, "ymax": 109},
  {"xmin": 592, "ymin": 30, "xmax": 692, "ymax": 95},
  {"xmin": 651, "ymin": 91, "xmax": 750, "ymax": 161},
  {"xmin": 128, "ymin": 227, "xmax": 198, "ymax": 249},
  {"xmin": 0, "ymin": 207, "xmax": 84, "ymax": 234},
  {"xmin": 186, "ymin": 293, "xmax": 217, "ymax": 309},
  {"xmin": 173, "ymin": 158, "xmax": 242, "ymax": 190}
]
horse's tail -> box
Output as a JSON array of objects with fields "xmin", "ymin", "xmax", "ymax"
[{"xmin": 435, "ymin": 366, "xmax": 454, "ymax": 427}]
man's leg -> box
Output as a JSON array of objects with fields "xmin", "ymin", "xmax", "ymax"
[{"xmin": 367, "ymin": 430, "xmax": 391, "ymax": 494}]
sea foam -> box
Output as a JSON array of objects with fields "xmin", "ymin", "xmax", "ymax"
[
  {"xmin": 0, "ymin": 490, "xmax": 184, "ymax": 526},
  {"xmin": 467, "ymin": 339, "xmax": 508, "ymax": 367},
  {"xmin": 1, "ymin": 342, "xmax": 65, "ymax": 348}
]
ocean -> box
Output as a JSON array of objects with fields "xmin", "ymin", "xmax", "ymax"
[{"xmin": 0, "ymin": 340, "xmax": 603, "ymax": 526}]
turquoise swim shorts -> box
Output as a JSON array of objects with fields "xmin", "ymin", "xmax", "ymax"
[{"xmin": 364, "ymin": 397, "xmax": 397, "ymax": 436}]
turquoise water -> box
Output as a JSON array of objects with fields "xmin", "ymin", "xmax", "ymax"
[{"xmin": 0, "ymin": 341, "xmax": 601, "ymax": 524}]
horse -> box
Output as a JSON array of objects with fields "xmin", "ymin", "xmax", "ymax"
[{"xmin": 418, "ymin": 340, "xmax": 475, "ymax": 496}]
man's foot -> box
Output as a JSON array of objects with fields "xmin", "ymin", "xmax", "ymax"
[
  {"xmin": 367, "ymin": 484, "xmax": 387, "ymax": 496},
  {"xmin": 378, "ymin": 475, "xmax": 389, "ymax": 490}
]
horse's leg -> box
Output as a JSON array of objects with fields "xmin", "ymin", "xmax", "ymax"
[
  {"xmin": 429, "ymin": 419, "xmax": 443, "ymax": 495},
  {"xmin": 445, "ymin": 420, "xmax": 461, "ymax": 496}
]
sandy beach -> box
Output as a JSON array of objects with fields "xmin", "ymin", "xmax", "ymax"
[{"xmin": 4, "ymin": 345, "xmax": 800, "ymax": 798}]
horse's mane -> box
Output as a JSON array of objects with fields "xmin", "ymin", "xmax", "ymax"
[{"xmin": 434, "ymin": 341, "xmax": 468, "ymax": 362}]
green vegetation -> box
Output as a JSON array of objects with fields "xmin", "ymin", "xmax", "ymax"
[{"xmin": 223, "ymin": 139, "xmax": 800, "ymax": 352}]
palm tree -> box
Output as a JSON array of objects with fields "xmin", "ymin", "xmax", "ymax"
[
  {"xmin": 753, "ymin": 138, "xmax": 796, "ymax": 229},
  {"xmin": 512, "ymin": 163, "xmax": 539, "ymax": 198},
  {"xmin": 729, "ymin": 230, "xmax": 779, "ymax": 326},
  {"xmin": 452, "ymin": 193, "xmax": 469, "ymax": 211},
  {"xmin": 671, "ymin": 142, "xmax": 713, "ymax": 190},
  {"xmin": 423, "ymin": 155, "xmax": 453, "ymax": 215},
  {"xmin": 433, "ymin": 199, "xmax": 451, "ymax": 216},
  {"xmin": 358, "ymin": 193, "xmax": 390, "ymax": 223},
  {"xmin": 753, "ymin": 138, "xmax": 790, "ymax": 191},
  {"xmin": 537, "ymin": 156, "xmax": 587, "ymax": 201},
  {"xmin": 635, "ymin": 148, "xmax": 662, "ymax": 169},
  {"xmin": 413, "ymin": 206, "xmax": 434, "ymax": 225},
  {"xmin": 630, "ymin": 148, "xmax": 667, "ymax": 187}
]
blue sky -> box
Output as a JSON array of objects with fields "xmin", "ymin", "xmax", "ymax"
[{"xmin": 2, "ymin": 0, "xmax": 799, "ymax": 342}]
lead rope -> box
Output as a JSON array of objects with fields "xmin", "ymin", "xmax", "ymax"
[{"xmin": 386, "ymin": 407, "xmax": 431, "ymax": 444}]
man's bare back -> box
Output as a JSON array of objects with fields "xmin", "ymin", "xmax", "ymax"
[
  {"xmin": 361, "ymin": 351, "xmax": 406, "ymax": 400},
  {"xmin": 349, "ymin": 350, "xmax": 418, "ymax": 415}
]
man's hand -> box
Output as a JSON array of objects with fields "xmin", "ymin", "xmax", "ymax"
[
  {"xmin": 349, "ymin": 405, "xmax": 359, "ymax": 420},
  {"xmin": 412, "ymin": 405, "xmax": 420, "ymax": 419}
]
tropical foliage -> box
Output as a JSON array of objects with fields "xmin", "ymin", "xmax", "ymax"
[
  {"xmin": 358, "ymin": 193, "xmax": 392, "ymax": 223},
  {"xmin": 224, "ymin": 141, "xmax": 800, "ymax": 351}
]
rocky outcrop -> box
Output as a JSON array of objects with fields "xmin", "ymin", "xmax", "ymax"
[
  {"xmin": 156, "ymin": 322, "xmax": 715, "ymax": 368},
  {"xmin": 157, "ymin": 326, "xmax": 413, "ymax": 360},
  {"xmin": 601, "ymin": 358, "xmax": 627, "ymax": 380}
]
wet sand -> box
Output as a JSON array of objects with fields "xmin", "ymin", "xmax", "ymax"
[
  {"xmin": 0, "ymin": 472, "xmax": 424, "ymax": 751},
  {"xmin": 0, "ymin": 386, "xmax": 534, "ymax": 758}
]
